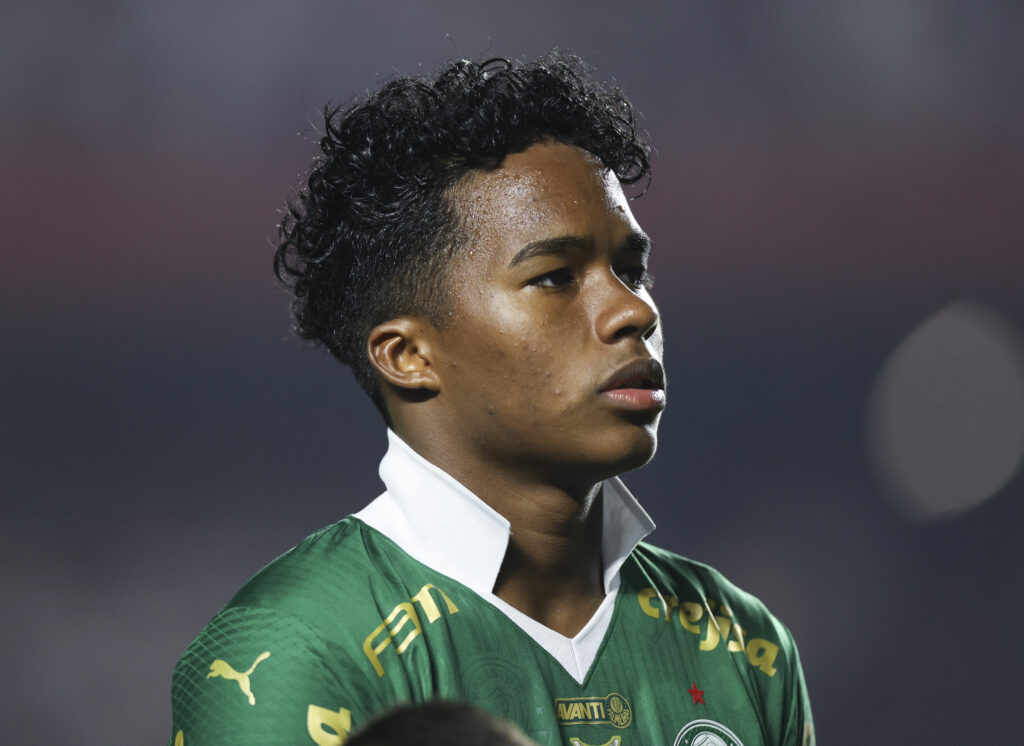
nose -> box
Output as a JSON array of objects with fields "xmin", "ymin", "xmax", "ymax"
[{"xmin": 594, "ymin": 272, "xmax": 660, "ymax": 344}]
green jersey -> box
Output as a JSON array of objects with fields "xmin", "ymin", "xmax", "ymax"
[{"xmin": 169, "ymin": 517, "xmax": 813, "ymax": 746}]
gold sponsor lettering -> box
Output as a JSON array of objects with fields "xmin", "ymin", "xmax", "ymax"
[
  {"xmin": 411, "ymin": 583, "xmax": 459, "ymax": 622},
  {"xmin": 174, "ymin": 731, "xmax": 183, "ymax": 746},
  {"xmin": 362, "ymin": 620, "xmax": 392, "ymax": 677},
  {"xmin": 700, "ymin": 614, "xmax": 727, "ymax": 651},
  {"xmin": 363, "ymin": 603, "xmax": 421, "ymax": 676},
  {"xmin": 638, "ymin": 587, "xmax": 782, "ymax": 678},
  {"xmin": 678, "ymin": 602, "xmax": 702, "ymax": 634},
  {"xmin": 637, "ymin": 587, "xmax": 661, "ymax": 619},
  {"xmin": 569, "ymin": 739, "xmax": 621, "ymax": 746},
  {"xmin": 307, "ymin": 704, "xmax": 351, "ymax": 746},
  {"xmin": 727, "ymin": 620, "xmax": 747, "ymax": 652},
  {"xmin": 555, "ymin": 693, "xmax": 632, "ymax": 729},
  {"xmin": 664, "ymin": 595, "xmax": 680, "ymax": 623},
  {"xmin": 746, "ymin": 638, "xmax": 780, "ymax": 677},
  {"xmin": 363, "ymin": 583, "xmax": 459, "ymax": 677},
  {"xmin": 389, "ymin": 602, "xmax": 422, "ymax": 654}
]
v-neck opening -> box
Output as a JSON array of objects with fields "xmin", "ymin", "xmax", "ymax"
[
  {"xmin": 486, "ymin": 582, "xmax": 627, "ymax": 686},
  {"xmin": 357, "ymin": 519, "xmax": 630, "ymax": 686}
]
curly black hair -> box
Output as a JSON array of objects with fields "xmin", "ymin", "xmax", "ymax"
[{"xmin": 274, "ymin": 52, "xmax": 651, "ymax": 418}]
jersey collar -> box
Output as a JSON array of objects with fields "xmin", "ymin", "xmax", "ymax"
[{"xmin": 355, "ymin": 429, "xmax": 655, "ymax": 597}]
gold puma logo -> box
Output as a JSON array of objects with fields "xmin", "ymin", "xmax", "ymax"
[{"xmin": 207, "ymin": 651, "xmax": 271, "ymax": 705}]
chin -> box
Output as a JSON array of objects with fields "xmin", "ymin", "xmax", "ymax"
[
  {"xmin": 588, "ymin": 421, "xmax": 660, "ymax": 480},
  {"xmin": 619, "ymin": 426, "xmax": 659, "ymax": 472}
]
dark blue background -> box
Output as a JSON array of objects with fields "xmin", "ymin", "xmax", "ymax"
[{"xmin": 2, "ymin": 2, "xmax": 1022, "ymax": 742}]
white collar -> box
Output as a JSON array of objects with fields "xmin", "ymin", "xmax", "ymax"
[{"xmin": 355, "ymin": 429, "xmax": 655, "ymax": 597}]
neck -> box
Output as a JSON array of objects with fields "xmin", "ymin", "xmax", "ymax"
[
  {"xmin": 398, "ymin": 426, "xmax": 609, "ymax": 636},
  {"xmin": 492, "ymin": 482, "xmax": 607, "ymax": 636}
]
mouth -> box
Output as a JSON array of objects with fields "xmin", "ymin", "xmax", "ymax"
[{"xmin": 599, "ymin": 358, "xmax": 667, "ymax": 411}]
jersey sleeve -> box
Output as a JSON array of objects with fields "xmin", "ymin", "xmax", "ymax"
[
  {"xmin": 169, "ymin": 605, "xmax": 377, "ymax": 746},
  {"xmin": 778, "ymin": 623, "xmax": 815, "ymax": 746}
]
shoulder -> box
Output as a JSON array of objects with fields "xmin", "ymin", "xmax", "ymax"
[
  {"xmin": 627, "ymin": 541, "xmax": 800, "ymax": 669},
  {"xmin": 171, "ymin": 518, "xmax": 410, "ymax": 691},
  {"xmin": 630, "ymin": 542, "xmax": 779, "ymax": 616},
  {"xmin": 225, "ymin": 518, "xmax": 373, "ymax": 606},
  {"xmin": 169, "ymin": 517, "xmax": 418, "ymax": 745},
  {"xmin": 170, "ymin": 599, "xmax": 367, "ymax": 746},
  {"xmin": 221, "ymin": 517, "xmax": 428, "ymax": 626},
  {"xmin": 172, "ymin": 515, "xmax": 385, "ymax": 671},
  {"xmin": 625, "ymin": 543, "xmax": 815, "ymax": 742},
  {"xmin": 174, "ymin": 515, "xmax": 461, "ymax": 685}
]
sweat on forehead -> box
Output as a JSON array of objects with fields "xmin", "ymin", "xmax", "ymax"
[{"xmin": 451, "ymin": 142, "xmax": 633, "ymax": 253}]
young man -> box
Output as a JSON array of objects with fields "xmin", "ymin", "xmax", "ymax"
[{"xmin": 169, "ymin": 54, "xmax": 814, "ymax": 746}]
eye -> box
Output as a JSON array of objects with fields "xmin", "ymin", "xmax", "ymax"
[
  {"xmin": 528, "ymin": 267, "xmax": 576, "ymax": 289},
  {"xmin": 618, "ymin": 266, "xmax": 654, "ymax": 290}
]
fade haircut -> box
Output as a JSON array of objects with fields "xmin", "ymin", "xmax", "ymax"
[{"xmin": 274, "ymin": 52, "xmax": 651, "ymax": 417}]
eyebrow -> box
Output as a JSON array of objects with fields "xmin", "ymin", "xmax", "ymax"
[{"xmin": 509, "ymin": 231, "xmax": 651, "ymax": 267}]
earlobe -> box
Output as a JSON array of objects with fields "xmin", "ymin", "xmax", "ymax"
[{"xmin": 367, "ymin": 318, "xmax": 442, "ymax": 392}]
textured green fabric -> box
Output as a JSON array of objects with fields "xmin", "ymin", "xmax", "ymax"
[{"xmin": 169, "ymin": 518, "xmax": 813, "ymax": 746}]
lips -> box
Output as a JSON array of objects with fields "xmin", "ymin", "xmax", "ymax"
[
  {"xmin": 600, "ymin": 358, "xmax": 666, "ymax": 393},
  {"xmin": 599, "ymin": 358, "xmax": 667, "ymax": 412}
]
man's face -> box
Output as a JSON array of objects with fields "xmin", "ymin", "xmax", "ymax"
[{"xmin": 434, "ymin": 140, "xmax": 665, "ymax": 489}]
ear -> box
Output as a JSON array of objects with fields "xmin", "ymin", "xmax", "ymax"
[{"xmin": 367, "ymin": 317, "xmax": 442, "ymax": 393}]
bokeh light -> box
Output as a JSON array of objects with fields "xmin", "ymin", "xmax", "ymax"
[{"xmin": 867, "ymin": 300, "xmax": 1024, "ymax": 520}]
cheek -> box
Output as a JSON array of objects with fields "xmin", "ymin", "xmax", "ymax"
[
  {"xmin": 450, "ymin": 338, "xmax": 569, "ymax": 417},
  {"xmin": 444, "ymin": 296, "xmax": 587, "ymax": 413},
  {"xmin": 484, "ymin": 339, "xmax": 561, "ymax": 387},
  {"xmin": 447, "ymin": 296, "xmax": 535, "ymax": 369}
]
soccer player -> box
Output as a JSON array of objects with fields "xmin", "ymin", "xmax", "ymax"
[{"xmin": 169, "ymin": 54, "xmax": 815, "ymax": 746}]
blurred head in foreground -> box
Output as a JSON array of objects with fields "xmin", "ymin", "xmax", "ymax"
[{"xmin": 345, "ymin": 701, "xmax": 539, "ymax": 746}]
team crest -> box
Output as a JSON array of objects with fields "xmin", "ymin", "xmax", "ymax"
[
  {"xmin": 555, "ymin": 692, "xmax": 632, "ymax": 729},
  {"xmin": 673, "ymin": 719, "xmax": 744, "ymax": 746}
]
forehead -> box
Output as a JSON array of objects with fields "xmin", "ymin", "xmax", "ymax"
[{"xmin": 452, "ymin": 141, "xmax": 639, "ymax": 264}]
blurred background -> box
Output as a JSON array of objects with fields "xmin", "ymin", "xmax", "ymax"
[{"xmin": 2, "ymin": 1, "xmax": 1023, "ymax": 743}]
